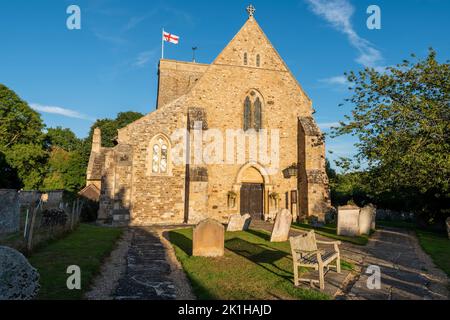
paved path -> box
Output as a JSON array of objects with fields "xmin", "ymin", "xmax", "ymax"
[
  {"xmin": 346, "ymin": 228, "xmax": 449, "ymax": 300},
  {"xmin": 114, "ymin": 228, "xmax": 177, "ymax": 300}
]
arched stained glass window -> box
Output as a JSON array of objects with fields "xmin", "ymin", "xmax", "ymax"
[
  {"xmin": 152, "ymin": 136, "xmax": 169, "ymax": 174},
  {"xmin": 243, "ymin": 92, "xmax": 263, "ymax": 132},
  {"xmin": 254, "ymin": 97, "xmax": 262, "ymax": 131},
  {"xmin": 244, "ymin": 96, "xmax": 252, "ymax": 131}
]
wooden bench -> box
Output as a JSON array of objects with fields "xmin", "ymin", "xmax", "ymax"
[{"xmin": 289, "ymin": 230, "xmax": 341, "ymax": 290}]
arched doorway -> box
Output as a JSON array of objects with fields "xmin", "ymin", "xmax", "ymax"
[{"xmin": 238, "ymin": 166, "xmax": 265, "ymax": 221}]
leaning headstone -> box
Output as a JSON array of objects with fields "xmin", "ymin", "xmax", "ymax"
[
  {"xmin": 270, "ymin": 209, "xmax": 293, "ymax": 242},
  {"xmin": 227, "ymin": 214, "xmax": 244, "ymax": 232},
  {"xmin": 193, "ymin": 219, "xmax": 224, "ymax": 257},
  {"xmin": 242, "ymin": 214, "xmax": 252, "ymax": 231},
  {"xmin": 0, "ymin": 190, "xmax": 20, "ymax": 235},
  {"xmin": 227, "ymin": 214, "xmax": 252, "ymax": 232},
  {"xmin": 0, "ymin": 246, "xmax": 40, "ymax": 300},
  {"xmin": 337, "ymin": 205, "xmax": 361, "ymax": 236},
  {"xmin": 359, "ymin": 204, "xmax": 376, "ymax": 235},
  {"xmin": 446, "ymin": 217, "xmax": 450, "ymax": 240}
]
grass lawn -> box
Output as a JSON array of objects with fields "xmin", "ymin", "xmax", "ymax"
[
  {"xmin": 169, "ymin": 228, "xmax": 353, "ymax": 300},
  {"xmin": 28, "ymin": 224, "xmax": 123, "ymax": 300},
  {"xmin": 292, "ymin": 223, "xmax": 370, "ymax": 246},
  {"xmin": 416, "ymin": 230, "xmax": 450, "ymax": 277}
]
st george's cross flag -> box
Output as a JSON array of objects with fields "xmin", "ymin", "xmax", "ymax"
[{"xmin": 163, "ymin": 31, "xmax": 179, "ymax": 44}]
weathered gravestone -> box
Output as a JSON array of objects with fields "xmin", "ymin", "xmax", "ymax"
[
  {"xmin": 0, "ymin": 190, "xmax": 20, "ymax": 235},
  {"xmin": 226, "ymin": 214, "xmax": 252, "ymax": 232},
  {"xmin": 359, "ymin": 204, "xmax": 376, "ymax": 235},
  {"xmin": 242, "ymin": 213, "xmax": 252, "ymax": 231},
  {"xmin": 0, "ymin": 246, "xmax": 40, "ymax": 300},
  {"xmin": 337, "ymin": 205, "xmax": 361, "ymax": 236},
  {"xmin": 193, "ymin": 219, "xmax": 224, "ymax": 257},
  {"xmin": 446, "ymin": 217, "xmax": 450, "ymax": 240},
  {"xmin": 227, "ymin": 214, "xmax": 244, "ymax": 232},
  {"xmin": 270, "ymin": 209, "xmax": 292, "ymax": 242}
]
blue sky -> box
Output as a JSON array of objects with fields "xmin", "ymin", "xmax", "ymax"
[{"xmin": 1, "ymin": 0, "xmax": 449, "ymax": 167}]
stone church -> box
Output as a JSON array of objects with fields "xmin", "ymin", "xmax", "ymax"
[{"xmin": 85, "ymin": 7, "xmax": 331, "ymax": 226}]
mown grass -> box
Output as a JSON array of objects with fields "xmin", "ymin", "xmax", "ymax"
[
  {"xmin": 415, "ymin": 229, "xmax": 450, "ymax": 277},
  {"xmin": 169, "ymin": 228, "xmax": 353, "ymax": 300},
  {"xmin": 292, "ymin": 223, "xmax": 370, "ymax": 246},
  {"xmin": 28, "ymin": 224, "xmax": 123, "ymax": 300}
]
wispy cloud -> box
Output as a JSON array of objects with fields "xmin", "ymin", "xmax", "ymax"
[
  {"xmin": 94, "ymin": 31, "xmax": 128, "ymax": 46},
  {"xmin": 319, "ymin": 75, "xmax": 349, "ymax": 86},
  {"xmin": 31, "ymin": 103, "xmax": 94, "ymax": 121},
  {"xmin": 305, "ymin": 0, "xmax": 383, "ymax": 68},
  {"xmin": 133, "ymin": 49, "xmax": 158, "ymax": 68}
]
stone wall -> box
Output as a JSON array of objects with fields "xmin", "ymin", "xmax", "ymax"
[
  {"xmin": 0, "ymin": 190, "xmax": 20, "ymax": 235},
  {"xmin": 157, "ymin": 60, "xmax": 208, "ymax": 109}
]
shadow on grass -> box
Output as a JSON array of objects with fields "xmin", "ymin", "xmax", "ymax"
[
  {"xmin": 167, "ymin": 229, "xmax": 193, "ymax": 256},
  {"xmin": 225, "ymin": 237, "xmax": 292, "ymax": 281}
]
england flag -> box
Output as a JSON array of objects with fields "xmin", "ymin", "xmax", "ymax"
[{"xmin": 163, "ymin": 31, "xmax": 179, "ymax": 44}]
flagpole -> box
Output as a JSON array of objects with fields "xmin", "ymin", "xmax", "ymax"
[{"xmin": 161, "ymin": 28, "xmax": 163, "ymax": 60}]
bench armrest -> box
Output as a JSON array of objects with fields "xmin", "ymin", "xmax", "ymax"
[{"xmin": 316, "ymin": 240, "xmax": 342, "ymax": 246}]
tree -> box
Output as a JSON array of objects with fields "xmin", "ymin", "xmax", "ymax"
[
  {"xmin": 5, "ymin": 143, "xmax": 48, "ymax": 190},
  {"xmin": 45, "ymin": 127, "xmax": 81, "ymax": 152},
  {"xmin": 0, "ymin": 84, "xmax": 44, "ymax": 148},
  {"xmin": 333, "ymin": 49, "xmax": 450, "ymax": 222},
  {"xmin": 0, "ymin": 84, "xmax": 47, "ymax": 190},
  {"xmin": 42, "ymin": 147, "xmax": 85, "ymax": 192}
]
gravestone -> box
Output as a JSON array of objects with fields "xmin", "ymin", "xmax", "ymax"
[
  {"xmin": 337, "ymin": 205, "xmax": 361, "ymax": 236},
  {"xmin": 193, "ymin": 219, "xmax": 224, "ymax": 257},
  {"xmin": 0, "ymin": 246, "xmax": 40, "ymax": 300},
  {"xmin": 446, "ymin": 217, "xmax": 450, "ymax": 240},
  {"xmin": 227, "ymin": 214, "xmax": 244, "ymax": 232},
  {"xmin": 270, "ymin": 209, "xmax": 293, "ymax": 242},
  {"xmin": 226, "ymin": 214, "xmax": 252, "ymax": 232},
  {"xmin": 242, "ymin": 213, "xmax": 252, "ymax": 231},
  {"xmin": 359, "ymin": 204, "xmax": 376, "ymax": 235},
  {"xmin": 0, "ymin": 190, "xmax": 20, "ymax": 235}
]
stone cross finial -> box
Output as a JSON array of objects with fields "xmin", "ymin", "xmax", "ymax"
[{"xmin": 246, "ymin": 4, "xmax": 256, "ymax": 17}]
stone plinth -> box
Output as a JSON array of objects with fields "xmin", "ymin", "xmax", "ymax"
[
  {"xmin": 337, "ymin": 205, "xmax": 361, "ymax": 236},
  {"xmin": 193, "ymin": 219, "xmax": 224, "ymax": 257},
  {"xmin": 359, "ymin": 204, "xmax": 376, "ymax": 235}
]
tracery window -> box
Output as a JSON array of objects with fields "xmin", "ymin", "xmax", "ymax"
[
  {"xmin": 243, "ymin": 91, "xmax": 263, "ymax": 132},
  {"xmin": 151, "ymin": 136, "xmax": 169, "ymax": 174}
]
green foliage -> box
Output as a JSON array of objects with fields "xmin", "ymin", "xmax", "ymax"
[
  {"xmin": 42, "ymin": 148, "xmax": 85, "ymax": 192},
  {"xmin": 0, "ymin": 84, "xmax": 44, "ymax": 147},
  {"xmin": 0, "ymin": 84, "xmax": 47, "ymax": 190},
  {"xmin": 4, "ymin": 143, "xmax": 48, "ymax": 190},
  {"xmin": 45, "ymin": 127, "xmax": 81, "ymax": 152},
  {"xmin": 332, "ymin": 49, "xmax": 450, "ymax": 222}
]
